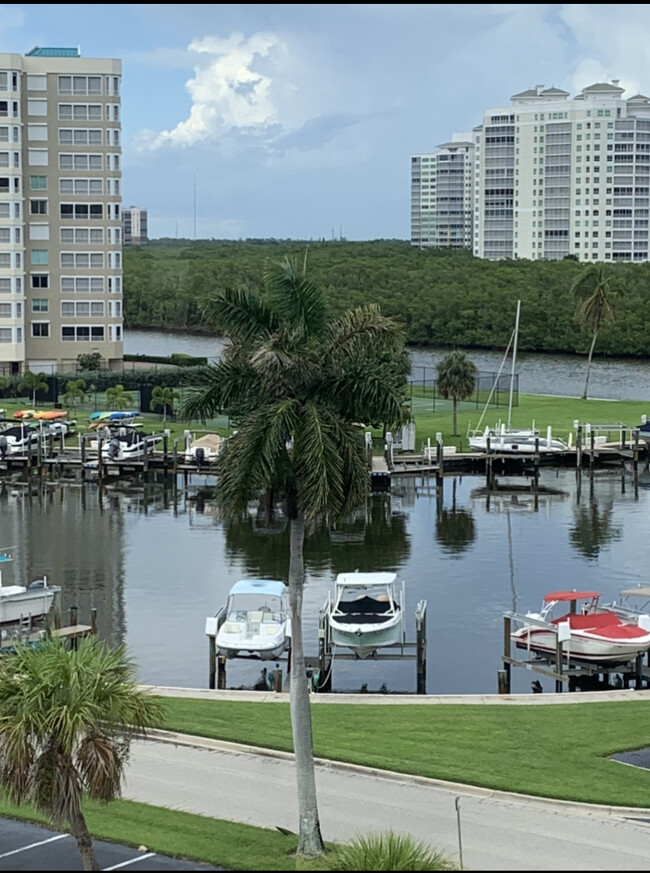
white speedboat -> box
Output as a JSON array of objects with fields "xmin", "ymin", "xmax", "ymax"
[
  {"xmin": 101, "ymin": 428, "xmax": 162, "ymax": 462},
  {"xmin": 0, "ymin": 423, "xmax": 40, "ymax": 457},
  {"xmin": 510, "ymin": 590, "xmax": 650, "ymax": 664},
  {"xmin": 324, "ymin": 571, "xmax": 405, "ymax": 659},
  {"xmin": 0, "ymin": 550, "xmax": 60, "ymax": 625},
  {"xmin": 212, "ymin": 579, "xmax": 291, "ymax": 660}
]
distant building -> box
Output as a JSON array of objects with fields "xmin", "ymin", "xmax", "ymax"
[
  {"xmin": 122, "ymin": 206, "xmax": 148, "ymax": 245},
  {"xmin": 0, "ymin": 45, "xmax": 123, "ymax": 375},
  {"xmin": 412, "ymin": 80, "xmax": 650, "ymax": 263}
]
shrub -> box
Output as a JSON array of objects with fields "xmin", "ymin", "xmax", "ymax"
[{"xmin": 326, "ymin": 831, "xmax": 459, "ymax": 871}]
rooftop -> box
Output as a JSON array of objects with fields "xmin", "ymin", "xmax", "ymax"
[{"xmin": 25, "ymin": 46, "xmax": 81, "ymax": 58}]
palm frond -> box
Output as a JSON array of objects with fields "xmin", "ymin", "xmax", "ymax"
[
  {"xmin": 202, "ymin": 286, "xmax": 278, "ymax": 342},
  {"xmin": 264, "ymin": 257, "xmax": 326, "ymax": 339}
]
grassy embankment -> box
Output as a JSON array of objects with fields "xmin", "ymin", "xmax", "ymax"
[{"xmin": 2, "ymin": 695, "xmax": 650, "ymax": 870}]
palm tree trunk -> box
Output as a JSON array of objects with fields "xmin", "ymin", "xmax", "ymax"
[
  {"xmin": 452, "ymin": 397, "xmax": 458, "ymax": 436},
  {"xmin": 68, "ymin": 806, "xmax": 99, "ymax": 870},
  {"xmin": 288, "ymin": 511, "xmax": 325, "ymax": 859},
  {"xmin": 582, "ymin": 328, "xmax": 599, "ymax": 400}
]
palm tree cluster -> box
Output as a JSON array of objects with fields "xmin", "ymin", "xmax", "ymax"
[{"xmin": 181, "ymin": 255, "xmax": 411, "ymax": 858}]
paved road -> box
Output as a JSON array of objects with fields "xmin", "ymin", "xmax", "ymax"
[{"xmin": 123, "ymin": 728, "xmax": 650, "ymax": 871}]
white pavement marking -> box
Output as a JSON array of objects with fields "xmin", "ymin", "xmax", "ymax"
[
  {"xmin": 0, "ymin": 832, "xmax": 70, "ymax": 858},
  {"xmin": 103, "ymin": 853, "xmax": 156, "ymax": 870}
]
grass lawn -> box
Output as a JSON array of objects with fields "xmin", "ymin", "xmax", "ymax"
[
  {"xmin": 4, "ymin": 393, "xmax": 648, "ymax": 457},
  {"xmin": 4, "ymin": 695, "xmax": 650, "ymax": 870}
]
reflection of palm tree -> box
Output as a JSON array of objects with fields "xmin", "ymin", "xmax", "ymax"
[
  {"xmin": 569, "ymin": 503, "xmax": 622, "ymax": 560},
  {"xmin": 435, "ymin": 481, "xmax": 476, "ymax": 556}
]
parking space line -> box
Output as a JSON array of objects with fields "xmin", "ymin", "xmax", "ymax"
[
  {"xmin": 0, "ymin": 832, "xmax": 70, "ymax": 858},
  {"xmin": 103, "ymin": 853, "xmax": 156, "ymax": 870}
]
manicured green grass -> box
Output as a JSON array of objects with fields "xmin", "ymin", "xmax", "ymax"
[
  {"xmin": 0, "ymin": 795, "xmax": 332, "ymax": 871},
  {"xmin": 409, "ymin": 394, "xmax": 650, "ymax": 452},
  {"xmin": 158, "ymin": 697, "xmax": 650, "ymax": 808}
]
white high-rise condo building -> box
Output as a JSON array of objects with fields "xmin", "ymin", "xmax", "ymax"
[
  {"xmin": 412, "ymin": 81, "xmax": 650, "ymax": 263},
  {"xmin": 0, "ymin": 46, "xmax": 122, "ymax": 376}
]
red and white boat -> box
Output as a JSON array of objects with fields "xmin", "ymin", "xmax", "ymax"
[{"xmin": 511, "ymin": 590, "xmax": 650, "ymax": 664}]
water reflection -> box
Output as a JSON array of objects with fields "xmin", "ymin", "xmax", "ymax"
[{"xmin": 1, "ymin": 463, "xmax": 649, "ymax": 695}]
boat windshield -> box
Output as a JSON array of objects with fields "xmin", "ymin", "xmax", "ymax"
[
  {"xmin": 227, "ymin": 592, "xmax": 284, "ymax": 617},
  {"xmin": 336, "ymin": 585, "xmax": 395, "ymax": 605}
]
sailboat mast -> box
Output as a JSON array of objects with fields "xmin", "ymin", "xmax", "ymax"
[{"xmin": 507, "ymin": 299, "xmax": 521, "ymax": 430}]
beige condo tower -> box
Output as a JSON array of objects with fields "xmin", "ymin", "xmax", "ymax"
[{"xmin": 0, "ymin": 46, "xmax": 123, "ymax": 376}]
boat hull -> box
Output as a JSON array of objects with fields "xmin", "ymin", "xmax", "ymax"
[
  {"xmin": 329, "ymin": 617, "xmax": 403, "ymax": 659},
  {"xmin": 215, "ymin": 632, "xmax": 289, "ymax": 660},
  {"xmin": 512, "ymin": 627, "xmax": 650, "ymax": 663},
  {"xmin": 0, "ymin": 588, "xmax": 58, "ymax": 625}
]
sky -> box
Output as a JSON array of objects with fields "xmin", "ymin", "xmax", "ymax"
[{"xmin": 2, "ymin": 4, "xmax": 650, "ymax": 241}]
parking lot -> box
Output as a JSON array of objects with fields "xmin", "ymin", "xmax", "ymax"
[{"xmin": 0, "ymin": 818, "xmax": 222, "ymax": 871}]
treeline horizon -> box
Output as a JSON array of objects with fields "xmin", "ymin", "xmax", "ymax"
[{"xmin": 122, "ymin": 239, "xmax": 650, "ymax": 358}]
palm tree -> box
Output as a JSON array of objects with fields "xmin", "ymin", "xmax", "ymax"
[
  {"xmin": 151, "ymin": 385, "xmax": 180, "ymax": 426},
  {"xmin": 62, "ymin": 378, "xmax": 87, "ymax": 411},
  {"xmin": 436, "ymin": 351, "xmax": 477, "ymax": 436},
  {"xmin": 0, "ymin": 635, "xmax": 163, "ymax": 871},
  {"xmin": 17, "ymin": 370, "xmax": 48, "ymax": 406},
  {"xmin": 105, "ymin": 383, "xmax": 135, "ymax": 411},
  {"xmin": 571, "ymin": 265, "xmax": 618, "ymax": 400},
  {"xmin": 181, "ymin": 256, "xmax": 410, "ymax": 859}
]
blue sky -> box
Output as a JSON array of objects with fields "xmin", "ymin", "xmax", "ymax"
[{"xmin": 2, "ymin": 4, "xmax": 649, "ymax": 241}]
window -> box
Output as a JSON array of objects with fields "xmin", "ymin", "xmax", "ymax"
[
  {"xmin": 59, "ymin": 153, "xmax": 103, "ymax": 170},
  {"xmin": 32, "ymin": 322, "xmax": 50, "ymax": 338},
  {"xmin": 58, "ymin": 128, "xmax": 102, "ymax": 146},
  {"xmin": 29, "ymin": 224, "xmax": 49, "ymax": 241},
  {"xmin": 59, "ymin": 178, "xmax": 103, "ymax": 195},
  {"xmin": 0, "ymin": 302, "xmax": 11, "ymax": 317},
  {"xmin": 31, "ymin": 275, "xmax": 49, "ymax": 289},
  {"xmin": 58, "ymin": 103, "xmax": 102, "ymax": 121},
  {"xmin": 60, "ymin": 252, "xmax": 104, "ymax": 269},
  {"xmin": 26, "ymin": 75, "xmax": 47, "ymax": 91},
  {"xmin": 32, "ymin": 298, "xmax": 48, "ymax": 312},
  {"xmin": 29, "ymin": 175, "xmax": 46, "ymax": 190},
  {"xmin": 59, "ymin": 203, "xmax": 103, "ymax": 220},
  {"xmin": 61, "ymin": 277, "xmax": 104, "ymax": 293},
  {"xmin": 0, "ymin": 328, "xmax": 11, "ymax": 343},
  {"xmin": 30, "ymin": 199, "xmax": 47, "ymax": 215},
  {"xmin": 27, "ymin": 99, "xmax": 47, "ymax": 116},
  {"xmin": 0, "ymin": 278, "xmax": 10, "ymax": 293},
  {"xmin": 28, "ymin": 149, "xmax": 48, "ymax": 166},
  {"xmin": 31, "ymin": 250, "xmax": 48, "ymax": 265},
  {"xmin": 61, "ymin": 325, "xmax": 104, "ymax": 342},
  {"xmin": 58, "ymin": 75, "xmax": 102, "ymax": 96},
  {"xmin": 27, "ymin": 124, "xmax": 48, "ymax": 141}
]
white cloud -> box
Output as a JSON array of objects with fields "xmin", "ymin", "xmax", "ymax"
[{"xmin": 149, "ymin": 32, "xmax": 284, "ymax": 148}]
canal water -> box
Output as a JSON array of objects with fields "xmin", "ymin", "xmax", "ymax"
[{"xmin": 2, "ymin": 331, "xmax": 650, "ymax": 697}]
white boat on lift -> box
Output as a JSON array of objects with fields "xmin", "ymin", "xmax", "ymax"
[
  {"xmin": 210, "ymin": 579, "xmax": 291, "ymax": 660},
  {"xmin": 323, "ymin": 571, "xmax": 405, "ymax": 659},
  {"xmin": 0, "ymin": 550, "xmax": 60, "ymax": 626},
  {"xmin": 510, "ymin": 590, "xmax": 650, "ymax": 664}
]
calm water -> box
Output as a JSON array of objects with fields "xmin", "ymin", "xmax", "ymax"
[
  {"xmin": 125, "ymin": 329, "xmax": 650, "ymax": 402},
  {"xmin": 2, "ymin": 466, "xmax": 648, "ymax": 696},
  {"xmin": 3, "ymin": 330, "xmax": 649, "ymax": 697}
]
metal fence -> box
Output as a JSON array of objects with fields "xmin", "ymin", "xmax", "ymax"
[{"xmin": 408, "ymin": 366, "xmax": 518, "ymax": 413}]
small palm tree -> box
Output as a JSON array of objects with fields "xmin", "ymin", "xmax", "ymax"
[
  {"xmin": 0, "ymin": 635, "xmax": 164, "ymax": 871},
  {"xmin": 436, "ymin": 351, "xmax": 477, "ymax": 436},
  {"xmin": 17, "ymin": 370, "xmax": 48, "ymax": 406},
  {"xmin": 105, "ymin": 383, "xmax": 135, "ymax": 411},
  {"xmin": 571, "ymin": 264, "xmax": 619, "ymax": 400},
  {"xmin": 62, "ymin": 378, "xmax": 87, "ymax": 411},
  {"xmin": 151, "ymin": 385, "xmax": 180, "ymax": 425}
]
